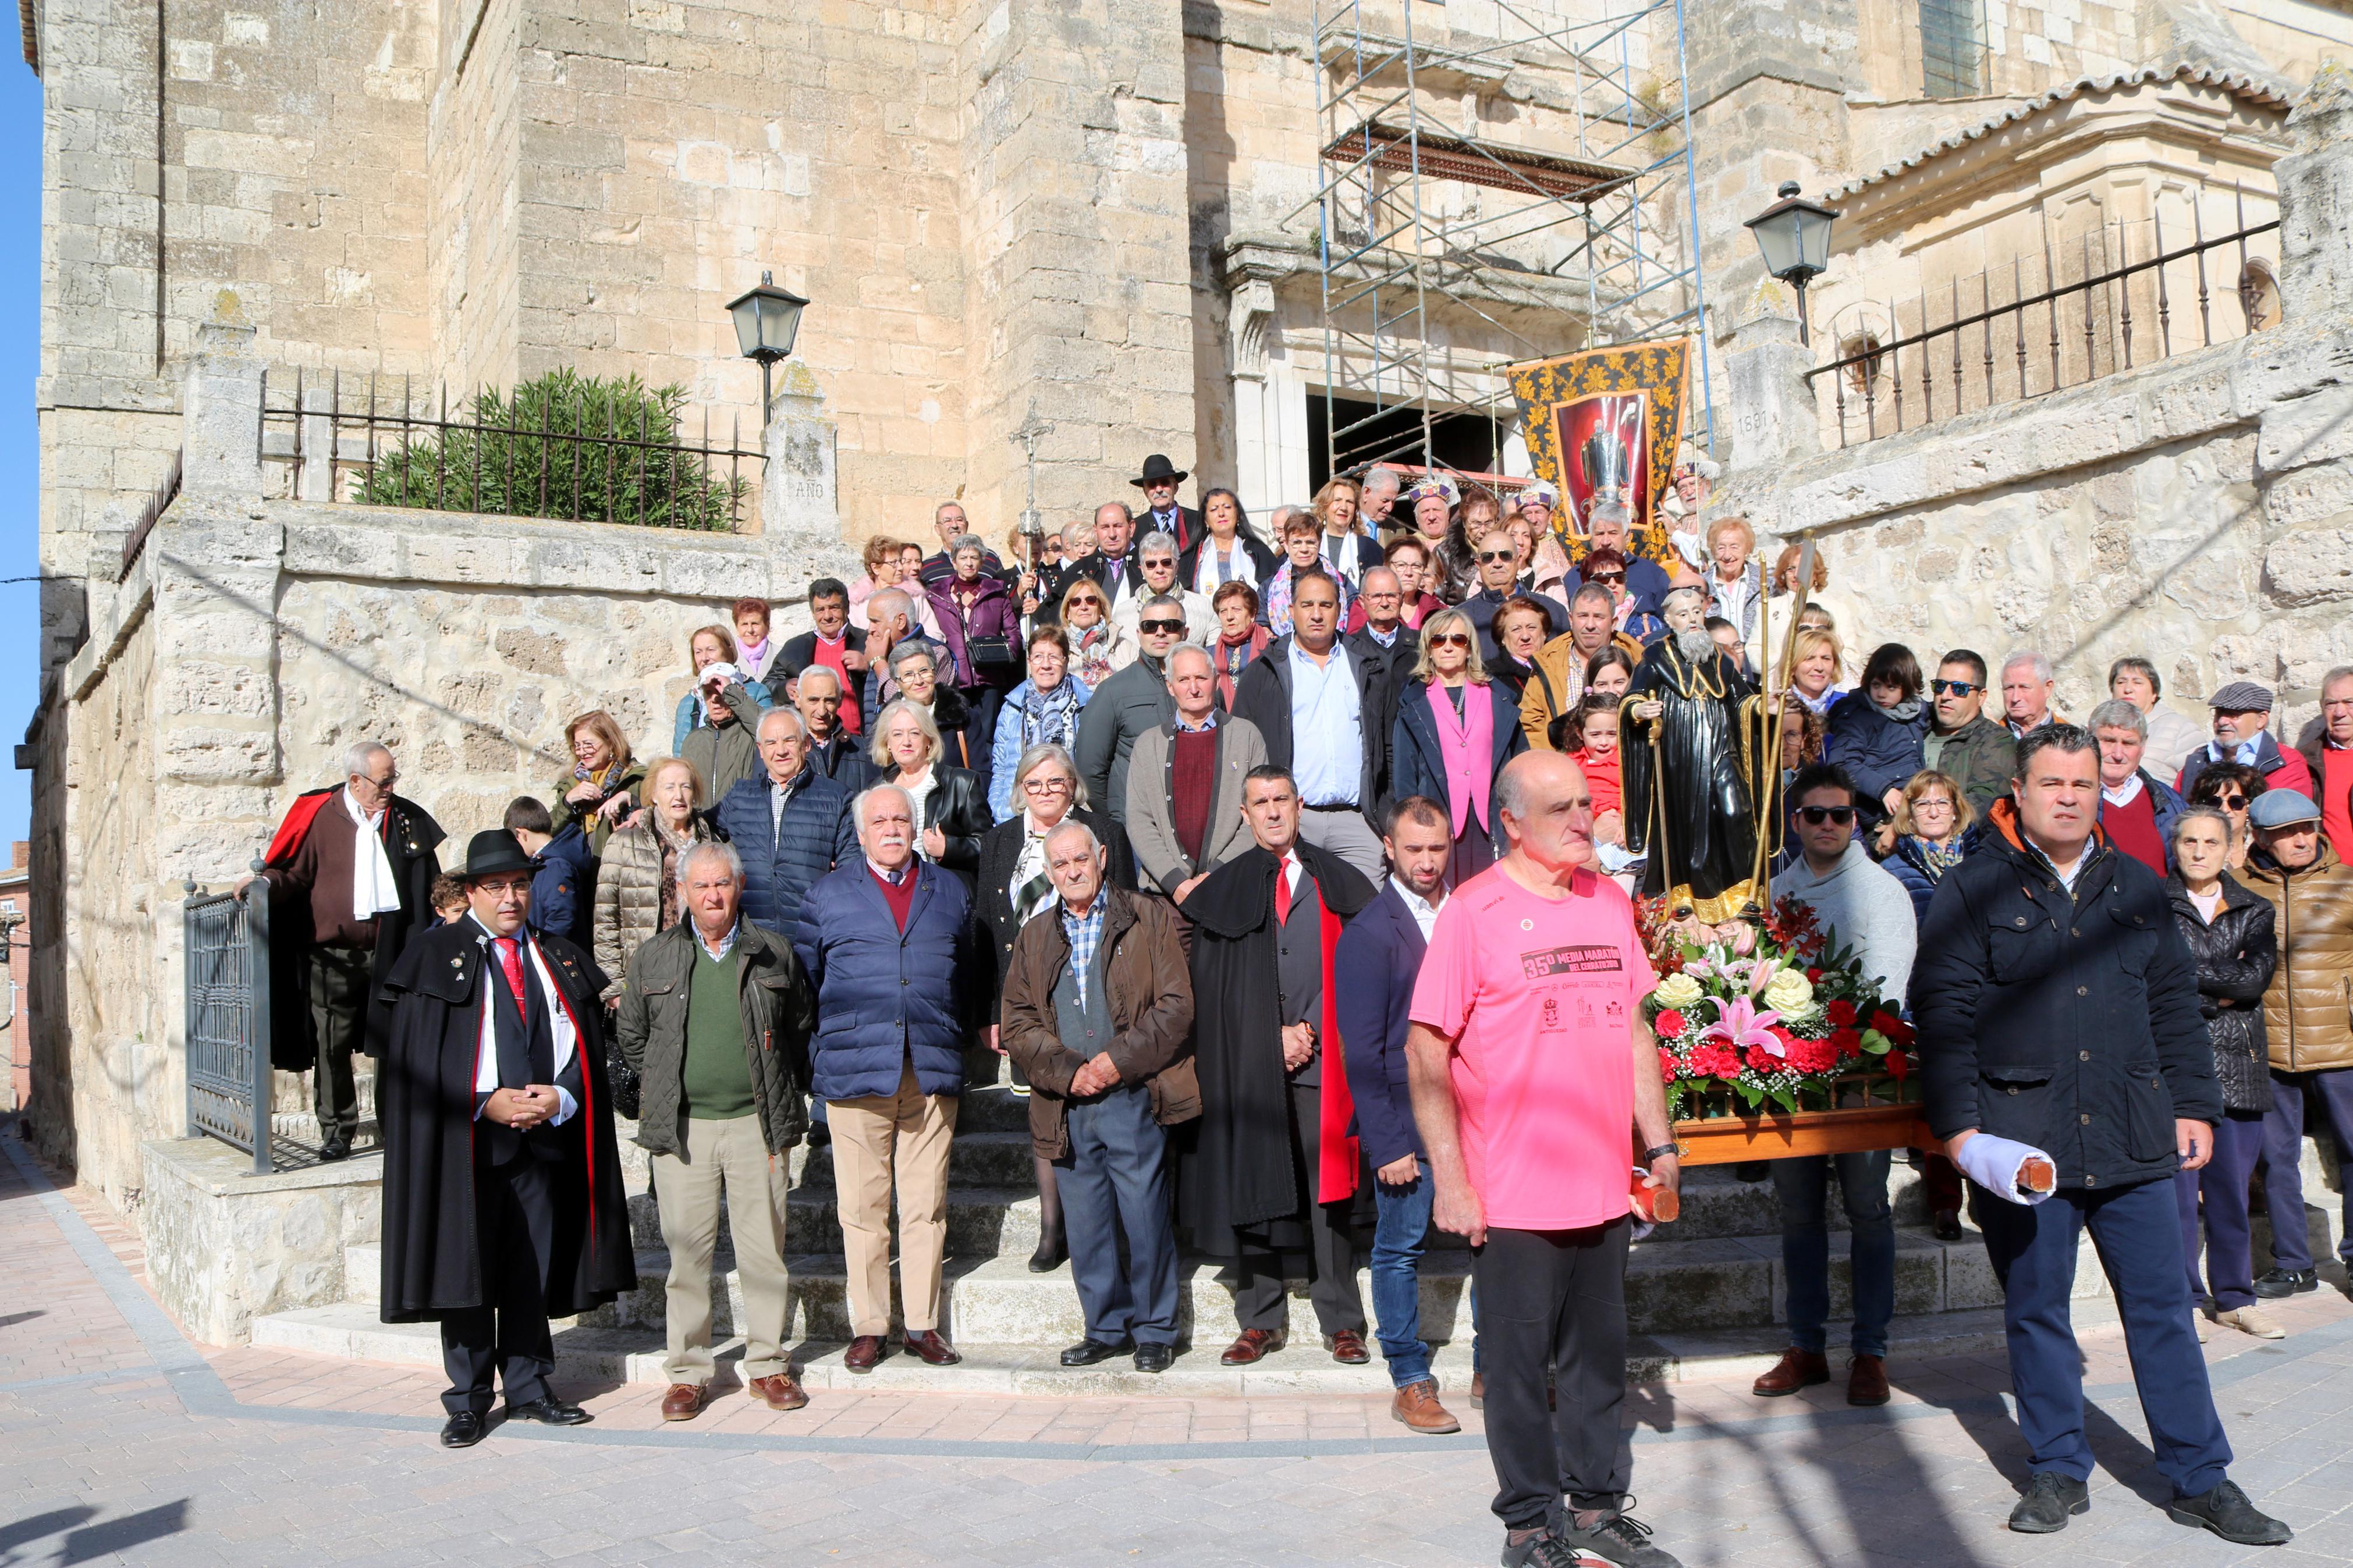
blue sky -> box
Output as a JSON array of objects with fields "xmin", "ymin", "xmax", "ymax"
[{"xmin": 1, "ymin": 56, "xmax": 37, "ymax": 846}]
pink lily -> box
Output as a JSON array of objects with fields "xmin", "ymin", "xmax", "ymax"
[
  {"xmin": 1746, "ymin": 956, "xmax": 1782, "ymax": 998},
  {"xmin": 1698, "ymin": 994, "xmax": 1786, "ymax": 1058}
]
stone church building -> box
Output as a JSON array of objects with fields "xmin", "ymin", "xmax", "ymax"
[{"xmin": 14, "ymin": 0, "xmax": 2353, "ymax": 1328}]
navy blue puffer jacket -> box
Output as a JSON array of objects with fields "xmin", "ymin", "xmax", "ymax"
[
  {"xmin": 793, "ymin": 859, "xmax": 980, "ymax": 1100},
  {"xmin": 715, "ymin": 769, "xmax": 859, "ymax": 939},
  {"xmin": 1826, "ymin": 692, "xmax": 1929, "ymax": 808}
]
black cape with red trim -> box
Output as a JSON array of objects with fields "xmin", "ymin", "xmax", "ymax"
[
  {"xmin": 375, "ymin": 919, "xmax": 635, "ymax": 1324},
  {"xmin": 261, "ymin": 785, "xmax": 445, "ymax": 1069},
  {"xmin": 1175, "ymin": 840, "xmax": 1375, "ymax": 1260}
]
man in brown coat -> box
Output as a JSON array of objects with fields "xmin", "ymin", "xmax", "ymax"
[{"xmin": 1000, "ymin": 819, "xmax": 1197, "ymax": 1374}]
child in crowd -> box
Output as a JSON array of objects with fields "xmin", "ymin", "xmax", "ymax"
[
  {"xmin": 428, "ymin": 873, "xmax": 467, "ymax": 927},
  {"xmin": 1570, "ymin": 696, "xmax": 1641, "ymax": 891}
]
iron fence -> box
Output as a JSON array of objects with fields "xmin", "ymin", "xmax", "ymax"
[
  {"xmin": 184, "ymin": 868, "xmax": 272, "ymax": 1174},
  {"xmin": 1809, "ymin": 204, "xmax": 2281, "ymax": 449},
  {"xmin": 257, "ymin": 369, "xmax": 764, "ymax": 531}
]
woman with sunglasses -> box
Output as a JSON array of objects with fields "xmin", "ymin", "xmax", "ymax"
[
  {"xmin": 1575, "ymin": 546, "xmax": 1665, "ymax": 646},
  {"xmin": 1057, "ymin": 576, "xmax": 1134, "ymax": 690},
  {"xmin": 1388, "ymin": 608, "xmax": 1529, "ymax": 887},
  {"xmin": 1826, "ymin": 643, "xmax": 1929, "ymax": 827},
  {"xmin": 2187, "ymin": 763, "xmax": 2267, "ymax": 871}
]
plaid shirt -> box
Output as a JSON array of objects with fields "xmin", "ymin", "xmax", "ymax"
[{"xmin": 1060, "ymin": 896, "xmax": 1108, "ymax": 1014}]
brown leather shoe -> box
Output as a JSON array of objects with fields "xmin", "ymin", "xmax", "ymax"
[
  {"xmin": 1469, "ymin": 1371, "xmax": 1484, "ymax": 1409},
  {"xmin": 1847, "ymin": 1353, "xmax": 1890, "ymax": 1407},
  {"xmin": 1751, "ymin": 1347, "xmax": 1830, "ymax": 1397},
  {"xmin": 1219, "ymin": 1328, "xmax": 1285, "ymax": 1366},
  {"xmin": 904, "ymin": 1329, "xmax": 962, "ymax": 1367},
  {"xmin": 1327, "ymin": 1329, "xmax": 1371, "ymax": 1366},
  {"xmin": 843, "ymin": 1334, "xmax": 888, "ymax": 1373},
  {"xmin": 748, "ymin": 1372, "xmax": 808, "ymax": 1412},
  {"xmin": 659, "ymin": 1382, "xmax": 704, "ymax": 1422},
  {"xmin": 1390, "ymin": 1378, "xmax": 1461, "ymax": 1434}
]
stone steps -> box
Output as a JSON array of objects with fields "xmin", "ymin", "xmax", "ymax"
[{"xmin": 252, "ymin": 1296, "xmax": 2086, "ymax": 1395}]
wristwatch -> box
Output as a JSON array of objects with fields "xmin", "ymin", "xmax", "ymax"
[{"xmin": 1640, "ymin": 1143, "xmax": 1680, "ymax": 1164}]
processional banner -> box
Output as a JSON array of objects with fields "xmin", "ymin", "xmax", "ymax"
[{"xmin": 1506, "ymin": 337, "xmax": 1693, "ymax": 564}]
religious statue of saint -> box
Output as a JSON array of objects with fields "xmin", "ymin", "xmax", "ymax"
[{"xmin": 1618, "ymin": 586, "xmax": 1775, "ymax": 922}]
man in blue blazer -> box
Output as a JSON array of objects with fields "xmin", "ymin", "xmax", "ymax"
[{"xmin": 1335, "ymin": 795, "xmax": 1464, "ymax": 1435}]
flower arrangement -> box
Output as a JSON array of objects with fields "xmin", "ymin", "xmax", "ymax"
[{"xmin": 1639, "ymin": 894, "xmax": 1918, "ymax": 1121}]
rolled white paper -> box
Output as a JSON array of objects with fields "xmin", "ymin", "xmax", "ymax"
[{"xmin": 1955, "ymin": 1133, "xmax": 2056, "ymax": 1206}]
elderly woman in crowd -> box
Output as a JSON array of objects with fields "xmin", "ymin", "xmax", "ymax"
[
  {"xmin": 871, "ymin": 696, "xmax": 991, "ymax": 891},
  {"xmin": 974, "ymin": 742, "xmax": 1137, "ymax": 1272},
  {"xmin": 888, "ymin": 642, "xmax": 974, "ymax": 770},
  {"xmin": 1787, "ymin": 627, "xmax": 1848, "ymax": 718},
  {"xmin": 550, "ymin": 709, "xmax": 644, "ymax": 859},
  {"xmin": 1877, "ymin": 769, "xmax": 1972, "ymax": 922},
  {"xmin": 851, "ymin": 534, "xmax": 903, "ymax": 625},
  {"xmin": 1577, "ymin": 546, "xmax": 1665, "ymax": 646},
  {"xmin": 988, "ymin": 625, "xmax": 1091, "ymax": 821},
  {"xmin": 1057, "ymin": 575, "xmax": 1133, "ymax": 689},
  {"xmin": 2165, "ymin": 803, "xmax": 2282, "ymax": 1341},
  {"xmin": 671, "ymin": 624, "xmax": 773, "ymax": 751},
  {"xmin": 591, "ymin": 755, "xmax": 718, "ymax": 998},
  {"xmin": 1705, "ymin": 515, "xmax": 1764, "ymax": 650},
  {"xmin": 1208, "ymin": 580, "xmax": 1269, "ymax": 710},
  {"xmin": 1827, "ymin": 643, "xmax": 1930, "ymax": 826},
  {"xmin": 926, "ymin": 531, "xmax": 1023, "ymax": 787},
  {"xmin": 1391, "ymin": 607, "xmax": 1529, "ymax": 886},
  {"xmin": 1484, "ymin": 596, "xmax": 1555, "ymax": 705},
  {"xmin": 1261, "ymin": 504, "xmax": 1355, "ymax": 636},
  {"xmin": 1380, "ymin": 536, "xmax": 1448, "ymax": 628},
  {"xmin": 2188, "ymin": 762, "xmax": 2268, "ymax": 871}
]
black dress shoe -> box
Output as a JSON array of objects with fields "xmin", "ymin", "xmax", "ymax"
[
  {"xmin": 440, "ymin": 1411, "xmax": 487, "ymax": 1448},
  {"xmin": 505, "ymin": 1396, "xmax": 591, "ymax": 1426},
  {"xmin": 2169, "ymin": 1480, "xmax": 2293, "ymax": 1545},
  {"xmin": 1133, "ymin": 1343, "xmax": 1175, "ymax": 1374},
  {"xmin": 1027, "ymin": 1232, "xmax": 1067, "ymax": 1273},
  {"xmin": 806, "ymin": 1121, "xmax": 831, "ymax": 1150},
  {"xmin": 1059, "ymin": 1338, "xmax": 1131, "ymax": 1367},
  {"xmin": 2007, "ymin": 1471, "xmax": 2089, "ymax": 1534},
  {"xmin": 2252, "ymin": 1267, "xmax": 2317, "ymax": 1299},
  {"xmin": 320, "ymin": 1131, "xmax": 353, "ymax": 1162}
]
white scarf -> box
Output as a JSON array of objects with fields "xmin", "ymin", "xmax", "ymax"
[
  {"xmin": 470, "ymin": 922, "xmax": 579, "ymax": 1118},
  {"xmin": 344, "ymin": 787, "xmax": 404, "ymax": 924}
]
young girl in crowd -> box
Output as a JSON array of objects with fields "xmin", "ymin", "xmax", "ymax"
[{"xmin": 1570, "ymin": 696, "xmax": 1642, "ymax": 892}]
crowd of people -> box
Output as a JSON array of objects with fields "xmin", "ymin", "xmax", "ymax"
[{"xmin": 239, "ymin": 445, "xmax": 2351, "ymax": 1564}]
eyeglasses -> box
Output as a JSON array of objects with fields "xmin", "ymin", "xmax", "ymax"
[
  {"xmin": 1138, "ymin": 618, "xmax": 1186, "ymax": 635},
  {"xmin": 1930, "ymin": 679, "xmax": 1981, "ymax": 696},
  {"xmin": 1425, "ymin": 631, "xmax": 1471, "ymax": 649},
  {"xmin": 1023, "ymin": 777, "xmax": 1074, "ymax": 796},
  {"xmin": 1797, "ymin": 806, "xmax": 1855, "ymax": 825},
  {"xmin": 1589, "ymin": 571, "xmax": 1625, "ymax": 585},
  {"xmin": 1477, "ymin": 550, "xmax": 1516, "ymax": 564},
  {"xmin": 1067, "ymin": 598, "xmax": 1103, "ymax": 610},
  {"xmin": 2212, "ymin": 793, "xmax": 2249, "ymax": 810}
]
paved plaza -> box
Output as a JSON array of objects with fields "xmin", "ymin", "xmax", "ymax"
[{"xmin": 4, "ymin": 1124, "xmax": 2350, "ymax": 1568}]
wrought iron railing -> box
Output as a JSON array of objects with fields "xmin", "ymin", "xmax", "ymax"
[
  {"xmin": 256, "ymin": 369, "xmax": 764, "ymax": 531},
  {"xmin": 1809, "ymin": 208, "xmax": 2281, "ymax": 449},
  {"xmin": 184, "ymin": 869, "xmax": 272, "ymax": 1173}
]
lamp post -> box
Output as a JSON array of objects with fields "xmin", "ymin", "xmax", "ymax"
[
  {"xmin": 725, "ymin": 270, "xmax": 810, "ymax": 415},
  {"xmin": 1744, "ymin": 182, "xmax": 1840, "ymax": 346}
]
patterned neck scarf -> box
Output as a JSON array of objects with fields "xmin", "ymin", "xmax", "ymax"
[{"xmin": 1022, "ymin": 678, "xmax": 1085, "ymax": 751}]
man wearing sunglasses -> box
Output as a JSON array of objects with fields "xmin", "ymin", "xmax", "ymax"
[
  {"xmin": 1461, "ymin": 529, "xmax": 1564, "ymax": 663},
  {"xmin": 1922, "ymin": 650, "xmax": 2015, "ymax": 817},
  {"xmin": 1074, "ymin": 595, "xmax": 1188, "ymax": 827},
  {"xmin": 1752, "ymin": 764, "xmax": 1914, "ymax": 1409}
]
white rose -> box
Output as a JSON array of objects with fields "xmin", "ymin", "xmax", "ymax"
[
  {"xmin": 1762, "ymin": 969, "xmax": 1815, "ymax": 1017},
  {"xmin": 1653, "ymin": 972, "xmax": 1704, "ymax": 1010}
]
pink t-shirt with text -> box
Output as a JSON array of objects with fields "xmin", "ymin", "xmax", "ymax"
[{"xmin": 1409, "ymin": 862, "xmax": 1656, "ymax": 1231}]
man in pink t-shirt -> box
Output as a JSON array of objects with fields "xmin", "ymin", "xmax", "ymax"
[{"xmin": 1408, "ymin": 749, "xmax": 1681, "ymax": 1568}]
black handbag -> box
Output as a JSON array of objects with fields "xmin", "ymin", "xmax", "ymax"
[
  {"xmin": 602, "ymin": 1004, "xmax": 642, "ymax": 1120},
  {"xmin": 966, "ymin": 633, "xmax": 1017, "ymax": 670}
]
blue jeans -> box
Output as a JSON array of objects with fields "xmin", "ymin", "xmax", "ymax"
[
  {"xmin": 1369, "ymin": 1158, "xmax": 1435, "ymax": 1386},
  {"xmin": 1772, "ymin": 1150, "xmax": 1895, "ymax": 1357}
]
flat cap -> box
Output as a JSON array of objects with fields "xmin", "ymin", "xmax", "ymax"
[
  {"xmin": 2248, "ymin": 789, "xmax": 2319, "ymax": 829},
  {"xmin": 2207, "ymin": 680, "xmax": 2273, "ymax": 712}
]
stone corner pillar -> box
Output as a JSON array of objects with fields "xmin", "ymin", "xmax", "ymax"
[
  {"xmin": 2276, "ymin": 61, "xmax": 2353, "ymax": 323},
  {"xmin": 760, "ymin": 361, "xmax": 860, "ymax": 605},
  {"xmin": 1722, "ymin": 279, "xmax": 1826, "ymax": 483},
  {"xmin": 180, "ymin": 291, "xmax": 267, "ymax": 501}
]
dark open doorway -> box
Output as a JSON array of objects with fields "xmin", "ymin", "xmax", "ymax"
[{"xmin": 1308, "ymin": 393, "xmax": 1507, "ymax": 489}]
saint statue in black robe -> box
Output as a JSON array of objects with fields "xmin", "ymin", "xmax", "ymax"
[{"xmin": 1618, "ymin": 600, "xmax": 1772, "ymax": 923}]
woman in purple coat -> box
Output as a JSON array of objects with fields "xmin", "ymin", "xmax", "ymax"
[{"xmin": 927, "ymin": 532, "xmax": 1025, "ymax": 797}]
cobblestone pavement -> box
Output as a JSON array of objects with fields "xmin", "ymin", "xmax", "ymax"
[{"xmin": 5, "ymin": 1126, "xmax": 2350, "ymax": 1568}]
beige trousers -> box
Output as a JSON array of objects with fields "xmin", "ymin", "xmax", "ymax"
[
  {"xmin": 648, "ymin": 1114, "xmax": 792, "ymax": 1385},
  {"xmin": 828, "ymin": 1062, "xmax": 960, "ymax": 1335}
]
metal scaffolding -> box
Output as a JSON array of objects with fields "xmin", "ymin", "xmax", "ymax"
[{"xmin": 1303, "ymin": 0, "xmax": 1714, "ymax": 480}]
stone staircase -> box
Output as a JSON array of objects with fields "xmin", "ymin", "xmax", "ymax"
[{"xmin": 244, "ymin": 1067, "xmax": 2213, "ymax": 1396}]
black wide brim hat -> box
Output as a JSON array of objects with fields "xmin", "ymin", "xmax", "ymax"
[
  {"xmin": 1131, "ymin": 453, "xmax": 1188, "ymax": 487},
  {"xmin": 459, "ymin": 829, "xmax": 535, "ymax": 880}
]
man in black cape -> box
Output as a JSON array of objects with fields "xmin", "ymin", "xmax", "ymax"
[
  {"xmin": 1619, "ymin": 585, "xmax": 1772, "ymax": 923},
  {"xmin": 243, "ymin": 741, "xmax": 444, "ymax": 1159},
  {"xmin": 377, "ymin": 830, "xmax": 634, "ymax": 1448},
  {"xmin": 1177, "ymin": 765, "xmax": 1378, "ymax": 1366}
]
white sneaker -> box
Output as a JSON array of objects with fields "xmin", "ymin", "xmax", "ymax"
[
  {"xmin": 2215, "ymin": 1306, "xmax": 2287, "ymax": 1341},
  {"xmin": 2194, "ymin": 1311, "xmax": 2212, "ymax": 1344}
]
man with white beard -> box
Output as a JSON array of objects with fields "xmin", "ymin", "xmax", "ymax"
[{"xmin": 1617, "ymin": 586, "xmax": 1769, "ymax": 922}]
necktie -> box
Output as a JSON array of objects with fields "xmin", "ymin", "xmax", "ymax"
[
  {"xmin": 1273, "ymin": 856, "xmax": 1293, "ymax": 926},
  {"xmin": 493, "ymin": 937, "xmax": 527, "ymax": 1007}
]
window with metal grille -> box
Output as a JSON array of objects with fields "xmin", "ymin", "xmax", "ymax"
[{"xmin": 1919, "ymin": 0, "xmax": 1983, "ymax": 97}]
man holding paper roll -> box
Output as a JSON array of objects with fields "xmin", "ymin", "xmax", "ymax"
[{"xmin": 1911, "ymin": 724, "xmax": 2291, "ymax": 1547}]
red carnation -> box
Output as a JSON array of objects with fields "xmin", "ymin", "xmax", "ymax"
[
  {"xmin": 1654, "ymin": 1008, "xmax": 1688, "ymax": 1041},
  {"xmin": 1688, "ymin": 1043, "xmax": 1742, "ymax": 1079},
  {"xmin": 1884, "ymin": 1049, "xmax": 1911, "ymax": 1082},
  {"xmin": 1827, "ymin": 999, "xmax": 1858, "ymax": 1027},
  {"xmin": 1658, "ymin": 1047, "xmax": 1678, "ymax": 1083},
  {"xmin": 1806, "ymin": 966, "xmax": 1824, "ymax": 982},
  {"xmin": 1871, "ymin": 1010, "xmax": 1915, "ymax": 1046},
  {"xmin": 1784, "ymin": 1038, "xmax": 1838, "ymax": 1075},
  {"xmin": 1745, "ymin": 1045, "xmax": 1784, "ymax": 1073},
  {"xmin": 1831, "ymin": 1026, "xmax": 1864, "ymax": 1058}
]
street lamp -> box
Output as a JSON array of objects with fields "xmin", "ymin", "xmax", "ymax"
[
  {"xmin": 1744, "ymin": 181, "xmax": 1840, "ymax": 346},
  {"xmin": 725, "ymin": 269, "xmax": 810, "ymax": 414}
]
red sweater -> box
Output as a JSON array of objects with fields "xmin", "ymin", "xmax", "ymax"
[
  {"xmin": 2104, "ymin": 786, "xmax": 2166, "ymax": 879},
  {"xmin": 870, "ymin": 864, "xmax": 917, "ymax": 930},
  {"xmin": 1573, "ymin": 746, "xmax": 1623, "ymax": 817}
]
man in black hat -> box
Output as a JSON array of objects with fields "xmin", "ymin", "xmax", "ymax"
[
  {"xmin": 1132, "ymin": 454, "xmax": 1201, "ymax": 555},
  {"xmin": 377, "ymin": 830, "xmax": 636, "ymax": 1449}
]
